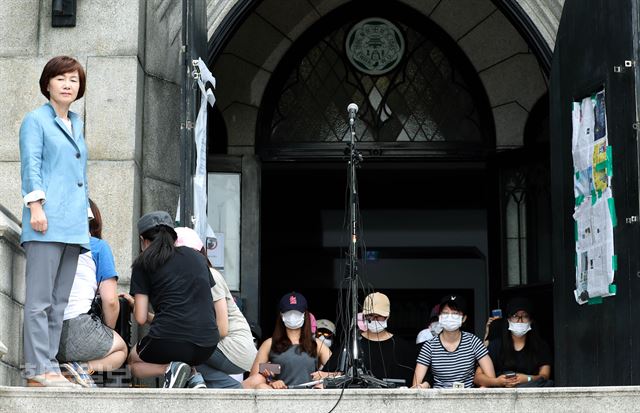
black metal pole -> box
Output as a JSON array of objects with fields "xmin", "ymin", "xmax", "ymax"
[
  {"xmin": 180, "ymin": 0, "xmax": 196, "ymax": 228},
  {"xmin": 347, "ymin": 110, "xmax": 360, "ymax": 380}
]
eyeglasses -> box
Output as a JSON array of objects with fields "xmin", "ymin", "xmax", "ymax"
[
  {"xmin": 316, "ymin": 331, "xmax": 333, "ymax": 338},
  {"xmin": 509, "ymin": 314, "xmax": 530, "ymax": 322}
]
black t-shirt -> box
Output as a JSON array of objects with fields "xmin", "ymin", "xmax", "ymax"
[
  {"xmin": 488, "ymin": 337, "xmax": 552, "ymax": 376},
  {"xmin": 130, "ymin": 246, "xmax": 219, "ymax": 348},
  {"xmin": 324, "ymin": 334, "xmax": 417, "ymax": 386}
]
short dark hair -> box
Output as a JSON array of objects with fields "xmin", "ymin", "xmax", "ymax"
[
  {"xmin": 39, "ymin": 56, "xmax": 86, "ymax": 100},
  {"xmin": 88, "ymin": 199, "xmax": 102, "ymax": 239}
]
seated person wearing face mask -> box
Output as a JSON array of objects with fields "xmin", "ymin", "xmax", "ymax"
[
  {"xmin": 474, "ymin": 297, "xmax": 553, "ymax": 387},
  {"xmin": 416, "ymin": 304, "xmax": 442, "ymax": 351},
  {"xmin": 413, "ymin": 295, "xmax": 495, "ymax": 389},
  {"xmin": 317, "ymin": 292, "xmax": 416, "ymax": 386},
  {"xmin": 246, "ymin": 292, "xmax": 331, "ymax": 389},
  {"xmin": 315, "ymin": 319, "xmax": 336, "ymax": 351}
]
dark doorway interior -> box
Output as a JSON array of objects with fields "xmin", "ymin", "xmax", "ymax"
[{"xmin": 260, "ymin": 162, "xmax": 490, "ymax": 342}]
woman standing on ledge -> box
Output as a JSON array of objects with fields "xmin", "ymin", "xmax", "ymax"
[{"xmin": 20, "ymin": 56, "xmax": 90, "ymax": 387}]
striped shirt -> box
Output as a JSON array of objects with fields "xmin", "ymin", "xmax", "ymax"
[{"xmin": 417, "ymin": 331, "xmax": 488, "ymax": 388}]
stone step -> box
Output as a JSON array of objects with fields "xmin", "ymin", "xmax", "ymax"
[{"xmin": 1, "ymin": 386, "xmax": 639, "ymax": 413}]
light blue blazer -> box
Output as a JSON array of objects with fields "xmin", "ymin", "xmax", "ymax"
[{"xmin": 19, "ymin": 102, "xmax": 90, "ymax": 249}]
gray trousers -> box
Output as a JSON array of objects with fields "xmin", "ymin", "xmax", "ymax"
[
  {"xmin": 196, "ymin": 347, "xmax": 244, "ymax": 389},
  {"xmin": 23, "ymin": 242, "xmax": 80, "ymax": 377}
]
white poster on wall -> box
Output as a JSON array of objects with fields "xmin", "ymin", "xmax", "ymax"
[
  {"xmin": 206, "ymin": 233, "xmax": 225, "ymax": 269},
  {"xmin": 571, "ymin": 90, "xmax": 617, "ymax": 305}
]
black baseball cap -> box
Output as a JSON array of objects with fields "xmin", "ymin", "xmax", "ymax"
[
  {"xmin": 439, "ymin": 294, "xmax": 467, "ymax": 315},
  {"xmin": 506, "ymin": 297, "xmax": 533, "ymax": 318},
  {"xmin": 137, "ymin": 211, "xmax": 176, "ymax": 238},
  {"xmin": 279, "ymin": 292, "xmax": 308, "ymax": 313}
]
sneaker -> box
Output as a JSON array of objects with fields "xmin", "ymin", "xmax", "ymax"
[
  {"xmin": 186, "ymin": 372, "xmax": 207, "ymax": 389},
  {"xmin": 163, "ymin": 361, "xmax": 191, "ymax": 388},
  {"xmin": 60, "ymin": 362, "xmax": 97, "ymax": 388}
]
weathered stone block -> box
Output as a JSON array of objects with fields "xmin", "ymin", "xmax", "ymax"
[
  {"xmin": 308, "ymin": 0, "xmax": 349, "ymax": 16},
  {"xmin": 0, "ymin": 58, "xmax": 50, "ymax": 162},
  {"xmin": 459, "ymin": 12, "xmax": 529, "ymax": 72},
  {"xmin": 431, "ymin": 0, "xmax": 496, "ymax": 41},
  {"xmin": 480, "ymin": 53, "xmax": 547, "ymax": 109},
  {"xmin": 0, "ymin": 240, "xmax": 12, "ymax": 296},
  {"xmin": 213, "ymin": 54, "xmax": 271, "ymax": 108},
  {"xmin": 225, "ymin": 13, "xmax": 290, "ymax": 72},
  {"xmin": 222, "ymin": 104, "xmax": 258, "ymax": 147},
  {"xmin": 143, "ymin": 76, "xmax": 181, "ymax": 184},
  {"xmin": 0, "ymin": 361, "xmax": 23, "ymax": 386},
  {"xmin": 39, "ymin": 0, "xmax": 140, "ymax": 57},
  {"xmin": 256, "ymin": 0, "xmax": 319, "ymax": 41},
  {"xmin": 144, "ymin": 0, "xmax": 182, "ymax": 84},
  {"xmin": 87, "ymin": 160, "xmax": 139, "ymax": 284},
  {"xmin": 492, "ymin": 103, "xmax": 528, "ymax": 148},
  {"xmin": 398, "ymin": 0, "xmax": 439, "ymax": 15},
  {"xmin": 0, "ymin": 162, "xmax": 23, "ymax": 221},
  {"xmin": 141, "ymin": 177, "xmax": 180, "ymax": 224},
  {"xmin": 0, "ymin": 292, "xmax": 23, "ymax": 368},
  {"xmin": 85, "ymin": 56, "xmax": 142, "ymax": 162},
  {"xmin": 0, "ymin": 0, "xmax": 39, "ymax": 57}
]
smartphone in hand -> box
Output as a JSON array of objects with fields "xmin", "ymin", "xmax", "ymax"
[
  {"xmin": 259, "ymin": 362, "xmax": 281, "ymax": 375},
  {"xmin": 504, "ymin": 371, "xmax": 516, "ymax": 378}
]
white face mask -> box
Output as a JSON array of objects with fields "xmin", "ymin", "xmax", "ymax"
[
  {"xmin": 508, "ymin": 321, "xmax": 531, "ymax": 337},
  {"xmin": 429, "ymin": 321, "xmax": 443, "ymax": 336},
  {"xmin": 439, "ymin": 314, "xmax": 463, "ymax": 331},
  {"xmin": 282, "ymin": 310, "xmax": 305, "ymax": 329},
  {"xmin": 318, "ymin": 336, "xmax": 333, "ymax": 348},
  {"xmin": 366, "ymin": 319, "xmax": 387, "ymax": 333}
]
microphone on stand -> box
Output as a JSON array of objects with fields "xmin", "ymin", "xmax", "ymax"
[{"xmin": 347, "ymin": 103, "xmax": 359, "ymax": 124}]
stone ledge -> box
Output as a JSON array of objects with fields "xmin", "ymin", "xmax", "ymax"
[
  {"xmin": 0, "ymin": 206, "xmax": 21, "ymax": 249},
  {"xmin": 1, "ymin": 386, "xmax": 640, "ymax": 412}
]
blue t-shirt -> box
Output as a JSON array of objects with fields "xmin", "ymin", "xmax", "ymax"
[{"xmin": 90, "ymin": 236, "xmax": 118, "ymax": 283}]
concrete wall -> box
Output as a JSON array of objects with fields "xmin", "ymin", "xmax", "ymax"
[
  {"xmin": 0, "ymin": 208, "xmax": 25, "ymax": 386},
  {"xmin": 2, "ymin": 386, "xmax": 640, "ymax": 412}
]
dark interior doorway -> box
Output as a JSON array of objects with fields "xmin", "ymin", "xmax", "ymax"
[{"xmin": 259, "ymin": 162, "xmax": 491, "ymax": 342}]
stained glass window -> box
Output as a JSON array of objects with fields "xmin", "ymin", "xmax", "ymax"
[{"xmin": 264, "ymin": 18, "xmax": 487, "ymax": 157}]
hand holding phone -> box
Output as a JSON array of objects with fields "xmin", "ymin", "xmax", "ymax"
[
  {"xmin": 259, "ymin": 362, "xmax": 281, "ymax": 376},
  {"xmin": 504, "ymin": 371, "xmax": 516, "ymax": 379}
]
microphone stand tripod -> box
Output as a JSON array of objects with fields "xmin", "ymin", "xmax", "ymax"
[{"xmin": 325, "ymin": 105, "xmax": 392, "ymax": 389}]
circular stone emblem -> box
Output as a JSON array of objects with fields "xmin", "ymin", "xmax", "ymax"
[{"xmin": 345, "ymin": 18, "xmax": 405, "ymax": 76}]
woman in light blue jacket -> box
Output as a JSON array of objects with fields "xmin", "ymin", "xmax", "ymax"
[{"xmin": 20, "ymin": 56, "xmax": 90, "ymax": 387}]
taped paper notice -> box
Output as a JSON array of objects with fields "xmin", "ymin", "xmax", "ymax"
[{"xmin": 571, "ymin": 90, "xmax": 616, "ymax": 305}]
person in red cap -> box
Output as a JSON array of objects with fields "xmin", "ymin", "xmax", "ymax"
[{"xmin": 245, "ymin": 292, "xmax": 331, "ymax": 389}]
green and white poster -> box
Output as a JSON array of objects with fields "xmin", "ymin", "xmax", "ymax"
[{"xmin": 571, "ymin": 90, "xmax": 617, "ymax": 304}]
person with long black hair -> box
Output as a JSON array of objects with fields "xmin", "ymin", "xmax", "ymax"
[
  {"xmin": 122, "ymin": 211, "xmax": 219, "ymax": 388},
  {"xmin": 246, "ymin": 292, "xmax": 331, "ymax": 389},
  {"xmin": 474, "ymin": 297, "xmax": 553, "ymax": 387}
]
